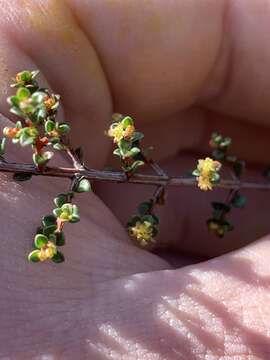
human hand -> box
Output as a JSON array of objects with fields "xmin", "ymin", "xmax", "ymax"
[{"xmin": 0, "ymin": 1, "xmax": 270, "ymax": 358}]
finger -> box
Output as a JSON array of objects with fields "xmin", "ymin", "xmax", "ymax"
[
  {"xmin": 68, "ymin": 0, "xmax": 224, "ymax": 121},
  {"xmin": 202, "ymin": 0, "xmax": 270, "ymax": 124},
  {"xmin": 69, "ymin": 0, "xmax": 270, "ymax": 126},
  {"xmin": 0, "ymin": 0, "xmax": 113, "ymax": 167},
  {"xmin": 86, "ymin": 235, "xmax": 270, "ymax": 359},
  {"xmin": 134, "ymin": 109, "xmax": 270, "ymax": 166}
]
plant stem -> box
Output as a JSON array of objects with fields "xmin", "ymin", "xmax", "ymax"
[{"xmin": 1, "ymin": 159, "xmax": 270, "ymax": 190}]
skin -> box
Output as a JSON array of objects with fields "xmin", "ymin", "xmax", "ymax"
[{"xmin": 0, "ymin": 0, "xmax": 270, "ymax": 358}]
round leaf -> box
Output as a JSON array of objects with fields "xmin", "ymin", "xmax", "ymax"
[
  {"xmin": 231, "ymin": 193, "xmax": 247, "ymax": 209},
  {"xmin": 0, "ymin": 137, "xmax": 6, "ymax": 155},
  {"xmin": 42, "ymin": 215, "xmax": 56, "ymax": 227},
  {"xmin": 45, "ymin": 120, "xmax": 55, "ymax": 133},
  {"xmin": 58, "ymin": 123, "xmax": 70, "ymax": 134},
  {"xmin": 54, "ymin": 194, "xmax": 69, "ymax": 208},
  {"xmin": 17, "ymin": 87, "xmax": 31, "ymax": 100},
  {"xmin": 52, "ymin": 251, "xmax": 65, "ymax": 263},
  {"xmin": 28, "ymin": 250, "xmax": 40, "ymax": 262},
  {"xmin": 43, "ymin": 225, "xmax": 57, "ymax": 238},
  {"xmin": 34, "ymin": 234, "xmax": 48, "ymax": 249},
  {"xmin": 74, "ymin": 178, "xmax": 91, "ymax": 193},
  {"xmin": 138, "ymin": 202, "xmax": 151, "ymax": 215},
  {"xmin": 56, "ymin": 232, "xmax": 65, "ymax": 246},
  {"xmin": 122, "ymin": 116, "xmax": 134, "ymax": 127}
]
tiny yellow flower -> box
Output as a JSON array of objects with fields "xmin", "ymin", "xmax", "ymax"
[
  {"xmin": 44, "ymin": 95, "xmax": 56, "ymax": 111},
  {"xmin": 38, "ymin": 241, "xmax": 57, "ymax": 261},
  {"xmin": 194, "ymin": 157, "xmax": 221, "ymax": 191},
  {"xmin": 107, "ymin": 122, "xmax": 135, "ymax": 144},
  {"xmin": 208, "ymin": 220, "xmax": 226, "ymax": 237},
  {"xmin": 3, "ymin": 126, "xmax": 20, "ymax": 139},
  {"xmin": 129, "ymin": 221, "xmax": 153, "ymax": 244}
]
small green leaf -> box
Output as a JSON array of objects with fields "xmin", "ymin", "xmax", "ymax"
[
  {"xmin": 121, "ymin": 116, "xmax": 134, "ymax": 127},
  {"xmin": 112, "ymin": 113, "xmax": 123, "ymax": 122},
  {"xmin": 61, "ymin": 203, "xmax": 73, "ymax": 212},
  {"xmin": 70, "ymin": 205, "xmax": 80, "ymax": 222},
  {"xmin": 212, "ymin": 149, "xmax": 225, "ymax": 160},
  {"xmin": 48, "ymin": 233, "xmax": 56, "ymax": 242},
  {"xmin": 31, "ymin": 91, "xmax": 46, "ymax": 104},
  {"xmin": 45, "ymin": 120, "xmax": 55, "ymax": 133},
  {"xmin": 42, "ymin": 215, "xmax": 57, "ymax": 227},
  {"xmin": 74, "ymin": 178, "xmax": 91, "ymax": 193},
  {"xmin": 13, "ymin": 172, "xmax": 32, "ymax": 182},
  {"xmin": 53, "ymin": 143, "xmax": 65, "ymax": 151},
  {"xmin": 28, "ymin": 250, "xmax": 40, "ymax": 262},
  {"xmin": 58, "ymin": 123, "xmax": 70, "ymax": 134},
  {"xmin": 131, "ymin": 132, "xmax": 144, "ymax": 142},
  {"xmin": 43, "ymin": 151, "xmax": 54, "ymax": 161},
  {"xmin": 129, "ymin": 147, "xmax": 141, "ymax": 157},
  {"xmin": 152, "ymin": 226, "xmax": 159, "ymax": 238},
  {"xmin": 142, "ymin": 215, "xmax": 156, "ymax": 224},
  {"xmin": 119, "ymin": 139, "xmax": 132, "ymax": 155},
  {"xmin": 18, "ymin": 71, "xmax": 32, "ymax": 82},
  {"xmin": 10, "ymin": 107, "xmax": 23, "ymax": 117},
  {"xmin": 212, "ymin": 202, "xmax": 231, "ymax": 213},
  {"xmin": 211, "ymin": 173, "xmax": 220, "ymax": 183},
  {"xmin": 34, "ymin": 234, "xmax": 48, "ymax": 249},
  {"xmin": 127, "ymin": 216, "xmax": 141, "ymax": 227},
  {"xmin": 53, "ymin": 208, "xmax": 62, "ymax": 218},
  {"xmin": 36, "ymin": 226, "xmax": 43, "ymax": 235},
  {"xmin": 138, "ymin": 202, "xmax": 152, "ymax": 215},
  {"xmin": 233, "ymin": 160, "xmax": 245, "ymax": 178},
  {"xmin": 56, "ymin": 232, "xmax": 65, "ymax": 246},
  {"xmin": 52, "ymin": 251, "xmax": 65, "ymax": 263},
  {"xmin": 7, "ymin": 95, "xmax": 20, "ymax": 107},
  {"xmin": 43, "ymin": 225, "xmax": 57, "ymax": 238},
  {"xmin": 192, "ymin": 169, "xmax": 200, "ymax": 177},
  {"xmin": 113, "ymin": 148, "xmax": 121, "ymax": 156},
  {"xmin": 151, "ymin": 215, "xmax": 160, "ymax": 225},
  {"xmin": 226, "ymin": 155, "xmax": 237, "ymax": 163},
  {"xmin": 70, "ymin": 214, "xmax": 80, "ymax": 223},
  {"xmin": 54, "ymin": 194, "xmax": 69, "ymax": 208},
  {"xmin": 33, "ymin": 152, "xmax": 53, "ymax": 166},
  {"xmin": 17, "ymin": 87, "xmax": 31, "ymax": 100},
  {"xmin": 220, "ymin": 137, "xmax": 232, "ymax": 149},
  {"xmin": 129, "ymin": 160, "xmax": 144, "ymax": 172},
  {"xmin": 231, "ymin": 192, "xmax": 247, "ymax": 209},
  {"xmin": 50, "ymin": 137, "xmax": 61, "ymax": 144},
  {"xmin": 223, "ymin": 220, "xmax": 234, "ymax": 232},
  {"xmin": 36, "ymin": 108, "xmax": 47, "ymax": 122},
  {"xmin": 31, "ymin": 70, "xmax": 40, "ymax": 79},
  {"xmin": 0, "ymin": 137, "xmax": 6, "ymax": 155},
  {"xmin": 33, "ymin": 154, "xmax": 43, "ymax": 166},
  {"xmin": 20, "ymin": 132, "xmax": 34, "ymax": 146}
]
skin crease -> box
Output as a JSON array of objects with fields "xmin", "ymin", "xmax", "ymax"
[{"xmin": 0, "ymin": 0, "xmax": 270, "ymax": 358}]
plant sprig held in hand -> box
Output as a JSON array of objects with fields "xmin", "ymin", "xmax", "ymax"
[{"xmin": 0, "ymin": 70, "xmax": 268, "ymax": 263}]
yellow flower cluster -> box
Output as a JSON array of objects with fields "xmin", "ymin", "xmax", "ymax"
[
  {"xmin": 3, "ymin": 126, "xmax": 20, "ymax": 139},
  {"xmin": 107, "ymin": 122, "xmax": 135, "ymax": 144},
  {"xmin": 38, "ymin": 241, "xmax": 57, "ymax": 261},
  {"xmin": 208, "ymin": 220, "xmax": 225, "ymax": 237},
  {"xmin": 129, "ymin": 220, "xmax": 153, "ymax": 245},
  {"xmin": 195, "ymin": 157, "xmax": 221, "ymax": 191}
]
